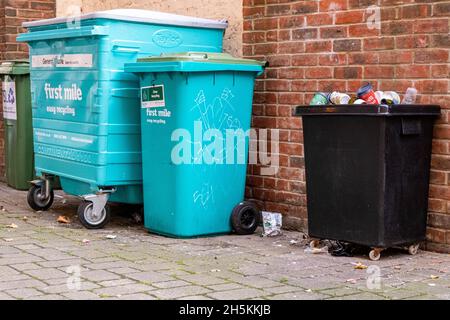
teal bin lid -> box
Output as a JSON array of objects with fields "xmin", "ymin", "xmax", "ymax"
[
  {"xmin": 0, "ymin": 60, "xmax": 30, "ymax": 75},
  {"xmin": 125, "ymin": 52, "xmax": 267, "ymax": 76}
]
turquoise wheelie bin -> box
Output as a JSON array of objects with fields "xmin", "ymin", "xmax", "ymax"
[
  {"xmin": 17, "ymin": 10, "xmax": 227, "ymax": 228},
  {"xmin": 125, "ymin": 52, "xmax": 266, "ymax": 237}
]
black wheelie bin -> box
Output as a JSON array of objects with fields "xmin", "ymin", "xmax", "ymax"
[{"xmin": 294, "ymin": 104, "xmax": 441, "ymax": 260}]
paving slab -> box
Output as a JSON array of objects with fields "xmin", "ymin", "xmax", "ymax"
[{"xmin": 0, "ymin": 183, "xmax": 449, "ymax": 300}]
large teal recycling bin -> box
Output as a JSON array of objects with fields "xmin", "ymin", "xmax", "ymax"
[
  {"xmin": 125, "ymin": 52, "xmax": 265, "ymax": 237},
  {"xmin": 17, "ymin": 10, "xmax": 227, "ymax": 229}
]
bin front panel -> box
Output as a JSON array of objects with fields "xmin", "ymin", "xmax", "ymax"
[
  {"xmin": 140, "ymin": 71, "xmax": 256, "ymax": 237},
  {"xmin": 303, "ymin": 116, "xmax": 385, "ymax": 246},
  {"xmin": 303, "ymin": 113, "xmax": 436, "ymax": 248},
  {"xmin": 23, "ymin": 18, "xmax": 225, "ymax": 199}
]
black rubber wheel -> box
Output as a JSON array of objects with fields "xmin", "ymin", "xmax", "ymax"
[
  {"xmin": 27, "ymin": 185, "xmax": 54, "ymax": 211},
  {"xmin": 231, "ymin": 202, "xmax": 261, "ymax": 235},
  {"xmin": 77, "ymin": 201, "xmax": 111, "ymax": 229}
]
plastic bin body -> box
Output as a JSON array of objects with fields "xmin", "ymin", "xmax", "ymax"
[
  {"xmin": 125, "ymin": 53, "xmax": 264, "ymax": 237},
  {"xmin": 295, "ymin": 105, "xmax": 440, "ymax": 248},
  {"xmin": 0, "ymin": 61, "xmax": 35, "ymax": 190},
  {"xmin": 17, "ymin": 10, "xmax": 227, "ymax": 203}
]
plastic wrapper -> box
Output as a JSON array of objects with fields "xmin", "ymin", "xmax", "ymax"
[{"xmin": 262, "ymin": 211, "xmax": 282, "ymax": 237}]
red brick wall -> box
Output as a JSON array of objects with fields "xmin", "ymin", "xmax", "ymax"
[
  {"xmin": 0, "ymin": 0, "xmax": 56, "ymax": 178},
  {"xmin": 243, "ymin": 0, "xmax": 450, "ymax": 252}
]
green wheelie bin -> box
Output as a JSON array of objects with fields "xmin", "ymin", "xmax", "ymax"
[{"xmin": 0, "ymin": 60, "xmax": 34, "ymax": 190}]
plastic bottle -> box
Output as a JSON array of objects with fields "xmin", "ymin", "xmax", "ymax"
[{"xmin": 402, "ymin": 87, "xmax": 418, "ymax": 104}]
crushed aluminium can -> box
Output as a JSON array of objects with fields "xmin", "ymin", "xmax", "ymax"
[
  {"xmin": 375, "ymin": 91, "xmax": 384, "ymax": 104},
  {"xmin": 357, "ymin": 83, "xmax": 379, "ymax": 104},
  {"xmin": 348, "ymin": 96, "xmax": 358, "ymax": 104},
  {"xmin": 381, "ymin": 91, "xmax": 401, "ymax": 105},
  {"xmin": 310, "ymin": 92, "xmax": 330, "ymax": 106},
  {"xmin": 330, "ymin": 91, "xmax": 351, "ymax": 105}
]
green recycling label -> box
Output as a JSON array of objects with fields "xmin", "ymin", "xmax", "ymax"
[{"xmin": 141, "ymin": 85, "xmax": 165, "ymax": 108}]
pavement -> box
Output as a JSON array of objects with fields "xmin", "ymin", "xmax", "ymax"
[{"xmin": 0, "ymin": 182, "xmax": 449, "ymax": 300}]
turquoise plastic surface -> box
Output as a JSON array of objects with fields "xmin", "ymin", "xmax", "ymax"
[
  {"xmin": 17, "ymin": 17, "xmax": 225, "ymax": 203},
  {"xmin": 126, "ymin": 54, "xmax": 264, "ymax": 237}
]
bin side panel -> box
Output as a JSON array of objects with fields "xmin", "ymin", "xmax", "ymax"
[
  {"xmin": 383, "ymin": 116, "xmax": 434, "ymax": 246},
  {"xmin": 303, "ymin": 116, "xmax": 385, "ymax": 246},
  {"xmin": 140, "ymin": 72, "xmax": 255, "ymax": 237}
]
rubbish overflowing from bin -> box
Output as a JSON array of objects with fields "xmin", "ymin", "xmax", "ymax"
[{"xmin": 310, "ymin": 83, "xmax": 417, "ymax": 106}]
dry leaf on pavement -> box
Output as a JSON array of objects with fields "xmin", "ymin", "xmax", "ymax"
[
  {"xmin": 57, "ymin": 216, "xmax": 70, "ymax": 224},
  {"xmin": 6, "ymin": 223, "xmax": 18, "ymax": 229},
  {"xmin": 105, "ymin": 235, "xmax": 117, "ymax": 239},
  {"xmin": 353, "ymin": 262, "xmax": 368, "ymax": 270}
]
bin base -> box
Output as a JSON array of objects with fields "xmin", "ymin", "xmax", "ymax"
[
  {"xmin": 146, "ymin": 228, "xmax": 231, "ymax": 239},
  {"xmin": 310, "ymin": 236, "xmax": 423, "ymax": 261}
]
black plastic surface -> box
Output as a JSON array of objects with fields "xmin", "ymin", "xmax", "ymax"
[{"xmin": 296, "ymin": 104, "xmax": 441, "ymax": 248}]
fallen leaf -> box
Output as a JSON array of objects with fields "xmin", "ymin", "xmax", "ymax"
[
  {"xmin": 6, "ymin": 223, "xmax": 18, "ymax": 229},
  {"xmin": 430, "ymin": 275, "xmax": 439, "ymax": 280},
  {"xmin": 82, "ymin": 239, "xmax": 90, "ymax": 244},
  {"xmin": 57, "ymin": 216, "xmax": 70, "ymax": 224},
  {"xmin": 290, "ymin": 240, "xmax": 298, "ymax": 245},
  {"xmin": 22, "ymin": 216, "xmax": 29, "ymax": 221},
  {"xmin": 105, "ymin": 235, "xmax": 117, "ymax": 239},
  {"xmin": 353, "ymin": 262, "xmax": 368, "ymax": 270},
  {"xmin": 346, "ymin": 279, "xmax": 357, "ymax": 284},
  {"xmin": 4, "ymin": 238, "xmax": 13, "ymax": 242},
  {"xmin": 394, "ymin": 266, "xmax": 402, "ymax": 270},
  {"xmin": 305, "ymin": 289, "xmax": 312, "ymax": 293},
  {"xmin": 428, "ymin": 283, "xmax": 436, "ymax": 287}
]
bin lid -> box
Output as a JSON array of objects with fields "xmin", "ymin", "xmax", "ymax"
[
  {"xmin": 294, "ymin": 105, "xmax": 441, "ymax": 117},
  {"xmin": 0, "ymin": 60, "xmax": 30, "ymax": 75},
  {"xmin": 22, "ymin": 9, "xmax": 228, "ymax": 30},
  {"xmin": 125, "ymin": 52, "xmax": 267, "ymax": 75}
]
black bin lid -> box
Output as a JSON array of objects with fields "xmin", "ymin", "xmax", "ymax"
[{"xmin": 294, "ymin": 104, "xmax": 441, "ymax": 117}]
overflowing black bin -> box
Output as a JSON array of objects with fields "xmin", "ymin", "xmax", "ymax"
[{"xmin": 294, "ymin": 104, "xmax": 441, "ymax": 260}]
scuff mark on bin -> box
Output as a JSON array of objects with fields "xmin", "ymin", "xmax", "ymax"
[{"xmin": 193, "ymin": 183, "xmax": 215, "ymax": 208}]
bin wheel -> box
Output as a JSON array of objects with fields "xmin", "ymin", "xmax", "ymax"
[
  {"xmin": 78, "ymin": 201, "xmax": 110, "ymax": 229},
  {"xmin": 369, "ymin": 249, "xmax": 382, "ymax": 261},
  {"xmin": 231, "ymin": 202, "xmax": 261, "ymax": 235},
  {"xmin": 27, "ymin": 185, "xmax": 54, "ymax": 211},
  {"xmin": 408, "ymin": 244, "xmax": 420, "ymax": 256}
]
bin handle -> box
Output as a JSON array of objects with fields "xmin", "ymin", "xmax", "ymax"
[
  {"xmin": 187, "ymin": 53, "xmax": 209, "ymax": 60},
  {"xmin": 111, "ymin": 45, "xmax": 140, "ymax": 54},
  {"xmin": 17, "ymin": 25, "xmax": 109, "ymax": 42}
]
